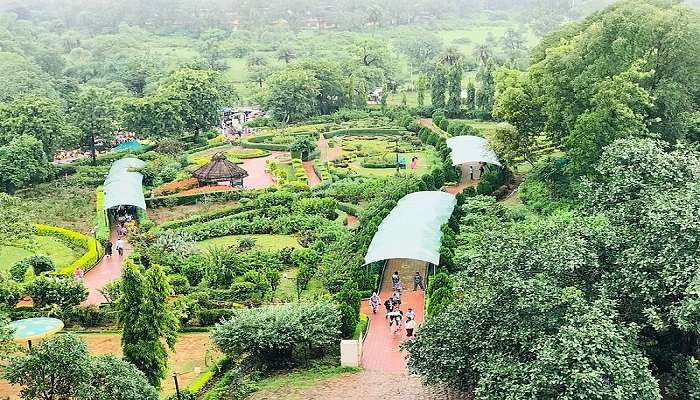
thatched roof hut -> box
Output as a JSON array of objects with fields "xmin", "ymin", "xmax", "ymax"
[{"xmin": 192, "ymin": 152, "xmax": 249, "ymax": 186}]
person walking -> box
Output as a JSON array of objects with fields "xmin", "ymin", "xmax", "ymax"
[
  {"xmin": 413, "ymin": 271, "xmax": 425, "ymax": 291},
  {"xmin": 369, "ymin": 292, "xmax": 381, "ymax": 314},
  {"xmin": 479, "ymin": 163, "xmax": 485, "ymax": 178},
  {"xmin": 392, "ymin": 290, "xmax": 402, "ymax": 306},
  {"xmin": 410, "ymin": 156, "xmax": 417, "ymax": 170},
  {"xmin": 104, "ymin": 240, "xmax": 113, "ymax": 258},
  {"xmin": 406, "ymin": 308, "xmax": 416, "ymax": 321},
  {"xmin": 115, "ymin": 238, "xmax": 125, "ymax": 257},
  {"xmin": 391, "ymin": 271, "xmax": 400, "ymax": 291},
  {"xmin": 384, "ymin": 298, "xmax": 394, "ymax": 317},
  {"xmin": 405, "ymin": 317, "xmax": 416, "ymax": 337},
  {"xmin": 74, "ymin": 267, "xmax": 84, "ymax": 282},
  {"xmin": 469, "ymin": 165, "xmax": 474, "ymax": 180}
]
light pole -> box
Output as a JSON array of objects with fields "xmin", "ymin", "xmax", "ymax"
[{"xmin": 173, "ymin": 372, "xmax": 181, "ymax": 400}]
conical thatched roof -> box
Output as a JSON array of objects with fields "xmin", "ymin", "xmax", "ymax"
[{"xmin": 192, "ymin": 152, "xmax": 249, "ymax": 182}]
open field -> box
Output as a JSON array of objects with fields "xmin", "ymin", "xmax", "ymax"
[{"xmin": 0, "ymin": 236, "xmax": 80, "ymax": 273}]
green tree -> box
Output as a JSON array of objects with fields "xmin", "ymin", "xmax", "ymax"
[
  {"xmin": 0, "ymin": 96, "xmax": 69, "ymax": 157},
  {"xmin": 119, "ymin": 262, "xmax": 178, "ymax": 388},
  {"xmin": 446, "ymin": 64, "xmax": 463, "ymax": 117},
  {"xmin": 465, "ymin": 80, "xmax": 476, "ymax": 111},
  {"xmin": 73, "ymin": 86, "xmax": 117, "ymax": 165},
  {"xmin": 430, "ymin": 65, "xmax": 447, "ymax": 110},
  {"xmin": 416, "ymin": 73, "xmax": 427, "ymax": 107},
  {"xmin": 0, "ymin": 134, "xmax": 50, "ymax": 193},
  {"xmin": 294, "ymin": 59, "xmax": 347, "ymax": 115},
  {"xmin": 88, "ymin": 355, "xmax": 159, "ymax": 400},
  {"xmin": 262, "ymin": 68, "xmax": 320, "ymax": 123},
  {"xmin": 160, "ymin": 68, "xmax": 226, "ymax": 139},
  {"xmin": 4, "ymin": 334, "xmax": 92, "ymax": 400},
  {"xmin": 120, "ymin": 93, "xmax": 185, "ymax": 139}
]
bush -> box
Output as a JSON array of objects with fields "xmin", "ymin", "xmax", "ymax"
[
  {"xmin": 212, "ymin": 302, "xmax": 341, "ymax": 367},
  {"xmin": 66, "ymin": 305, "xmax": 111, "ymax": 327},
  {"xmin": 35, "ymin": 224, "xmax": 102, "ymax": 275},
  {"xmin": 335, "ymin": 281, "xmax": 361, "ymax": 339},
  {"xmin": 168, "ymin": 274, "xmax": 191, "ymax": 295},
  {"xmin": 147, "ymin": 189, "xmax": 242, "ymax": 208},
  {"xmin": 197, "ymin": 308, "xmax": 236, "ymax": 326},
  {"xmin": 0, "ymin": 274, "xmax": 22, "ymax": 309},
  {"xmin": 10, "ymin": 260, "xmax": 30, "ymax": 282},
  {"xmin": 322, "ymin": 128, "xmax": 404, "ymax": 139},
  {"xmin": 94, "ymin": 188, "xmax": 109, "ymax": 243},
  {"xmin": 476, "ymin": 166, "xmax": 511, "ymax": 197},
  {"xmin": 26, "ymin": 276, "xmax": 88, "ymax": 311}
]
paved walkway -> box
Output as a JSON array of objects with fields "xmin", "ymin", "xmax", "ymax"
[
  {"xmin": 445, "ymin": 164, "xmax": 479, "ymax": 194},
  {"xmin": 241, "ymin": 151, "xmax": 284, "ymax": 189},
  {"xmin": 302, "ymin": 161, "xmax": 321, "ymax": 187},
  {"xmin": 82, "ymin": 228, "xmax": 130, "ymax": 305},
  {"xmin": 361, "ymin": 259, "xmax": 426, "ymax": 372}
]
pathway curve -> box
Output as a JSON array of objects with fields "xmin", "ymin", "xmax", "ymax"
[
  {"xmin": 302, "ymin": 161, "xmax": 321, "ymax": 187},
  {"xmin": 361, "ymin": 258, "xmax": 426, "ymax": 372},
  {"xmin": 241, "ymin": 151, "xmax": 284, "ymax": 189},
  {"xmin": 82, "ymin": 228, "xmax": 130, "ymax": 305},
  {"xmin": 417, "ymin": 118, "xmax": 447, "ymax": 137},
  {"xmin": 445, "ymin": 164, "xmax": 479, "ymax": 194}
]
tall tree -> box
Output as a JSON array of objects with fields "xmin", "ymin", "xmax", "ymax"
[
  {"xmin": 0, "ymin": 135, "xmax": 50, "ymax": 193},
  {"xmin": 416, "ymin": 73, "xmax": 427, "ymax": 107},
  {"xmin": 119, "ymin": 262, "xmax": 178, "ymax": 388},
  {"xmin": 294, "ymin": 59, "xmax": 347, "ymax": 115},
  {"xmin": 430, "ymin": 65, "xmax": 447, "ymax": 110},
  {"xmin": 120, "ymin": 94, "xmax": 185, "ymax": 140},
  {"xmin": 160, "ymin": 68, "xmax": 226, "ymax": 140},
  {"xmin": 262, "ymin": 68, "xmax": 320, "ymax": 123},
  {"xmin": 0, "ymin": 96, "xmax": 69, "ymax": 157},
  {"xmin": 73, "ymin": 86, "xmax": 117, "ymax": 165},
  {"xmin": 465, "ymin": 80, "xmax": 476, "ymax": 111},
  {"xmin": 446, "ymin": 64, "xmax": 463, "ymax": 117}
]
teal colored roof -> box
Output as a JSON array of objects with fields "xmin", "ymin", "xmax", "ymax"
[
  {"xmin": 103, "ymin": 157, "xmax": 146, "ymax": 210},
  {"xmin": 363, "ymin": 191, "xmax": 457, "ymax": 265},
  {"xmin": 9, "ymin": 317, "xmax": 64, "ymax": 342}
]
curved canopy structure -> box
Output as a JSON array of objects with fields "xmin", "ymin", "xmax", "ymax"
[
  {"xmin": 446, "ymin": 135, "xmax": 501, "ymax": 166},
  {"xmin": 103, "ymin": 157, "xmax": 146, "ymax": 210},
  {"xmin": 363, "ymin": 191, "xmax": 457, "ymax": 266}
]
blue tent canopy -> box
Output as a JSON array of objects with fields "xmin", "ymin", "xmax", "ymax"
[
  {"xmin": 363, "ymin": 191, "xmax": 457, "ymax": 266},
  {"xmin": 103, "ymin": 158, "xmax": 146, "ymax": 210}
]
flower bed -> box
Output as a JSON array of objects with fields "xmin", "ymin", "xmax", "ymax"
[{"xmin": 153, "ymin": 178, "xmax": 200, "ymax": 196}]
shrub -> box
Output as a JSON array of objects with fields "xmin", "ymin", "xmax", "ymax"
[
  {"xmin": 322, "ymin": 128, "xmax": 404, "ymax": 139},
  {"xmin": 292, "ymin": 197, "xmax": 337, "ymax": 219},
  {"xmin": 94, "ymin": 189, "xmax": 110, "ymax": 243},
  {"xmin": 476, "ymin": 166, "xmax": 511, "ymax": 196},
  {"xmin": 26, "ymin": 276, "xmax": 88, "ymax": 311},
  {"xmin": 212, "ymin": 302, "xmax": 341, "ymax": 367},
  {"xmin": 0, "ymin": 274, "xmax": 22, "ymax": 309},
  {"xmin": 168, "ymin": 274, "xmax": 191, "ymax": 295},
  {"xmin": 66, "ymin": 305, "xmax": 111, "ymax": 327},
  {"xmin": 335, "ymin": 281, "xmax": 361, "ymax": 339},
  {"xmin": 10, "ymin": 260, "xmax": 30, "ymax": 282}
]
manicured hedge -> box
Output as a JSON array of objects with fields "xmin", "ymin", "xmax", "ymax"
[
  {"xmin": 241, "ymin": 132, "xmax": 313, "ymax": 151},
  {"xmin": 147, "ymin": 189, "xmax": 243, "ymax": 208},
  {"xmin": 94, "ymin": 188, "xmax": 110, "ymax": 243},
  {"xmin": 71, "ymin": 144, "xmax": 157, "ymax": 166},
  {"xmin": 157, "ymin": 202, "xmax": 254, "ymax": 231},
  {"xmin": 35, "ymin": 224, "xmax": 102, "ymax": 275},
  {"xmin": 337, "ymin": 202, "xmax": 360, "ymax": 217},
  {"xmin": 322, "ymin": 127, "xmax": 404, "ymax": 139}
]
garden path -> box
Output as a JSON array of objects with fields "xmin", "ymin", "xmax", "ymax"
[
  {"xmin": 82, "ymin": 227, "xmax": 130, "ymax": 305},
  {"xmin": 445, "ymin": 164, "xmax": 479, "ymax": 194},
  {"xmin": 318, "ymin": 137, "xmax": 342, "ymax": 162},
  {"xmin": 360, "ymin": 258, "xmax": 426, "ymax": 372},
  {"xmin": 302, "ymin": 161, "xmax": 321, "ymax": 187},
  {"xmin": 417, "ymin": 118, "xmax": 447, "ymax": 137},
  {"xmin": 241, "ymin": 151, "xmax": 285, "ymax": 189}
]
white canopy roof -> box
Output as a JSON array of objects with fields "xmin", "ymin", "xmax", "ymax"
[
  {"xmin": 446, "ymin": 135, "xmax": 501, "ymax": 166},
  {"xmin": 363, "ymin": 191, "xmax": 457, "ymax": 266},
  {"xmin": 103, "ymin": 158, "xmax": 147, "ymax": 210}
]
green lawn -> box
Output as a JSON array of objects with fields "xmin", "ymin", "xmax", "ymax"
[
  {"xmin": 252, "ymin": 366, "xmax": 360, "ymax": 395},
  {"xmin": 197, "ymin": 234, "xmax": 301, "ymax": 251},
  {"xmin": 0, "ymin": 236, "xmax": 80, "ymax": 272},
  {"xmin": 274, "ymin": 267, "xmax": 326, "ymax": 303}
]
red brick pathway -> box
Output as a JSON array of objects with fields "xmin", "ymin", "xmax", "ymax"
[
  {"xmin": 82, "ymin": 228, "xmax": 130, "ymax": 305},
  {"xmin": 241, "ymin": 151, "xmax": 284, "ymax": 189},
  {"xmin": 361, "ymin": 259, "xmax": 426, "ymax": 372},
  {"xmin": 303, "ymin": 161, "xmax": 321, "ymax": 187}
]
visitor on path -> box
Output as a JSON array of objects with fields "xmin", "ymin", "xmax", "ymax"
[
  {"xmin": 115, "ymin": 238, "xmax": 125, "ymax": 257},
  {"xmin": 479, "ymin": 163, "xmax": 485, "ymax": 178},
  {"xmin": 410, "ymin": 156, "xmax": 417, "ymax": 170},
  {"xmin": 384, "ymin": 298, "xmax": 394, "ymax": 316},
  {"xmin": 369, "ymin": 292, "xmax": 381, "ymax": 314},
  {"xmin": 392, "ymin": 290, "xmax": 401, "ymax": 304},
  {"xmin": 405, "ymin": 317, "xmax": 416, "ymax": 337},
  {"xmin": 391, "ymin": 271, "xmax": 400, "ymax": 290},
  {"xmin": 470, "ymin": 165, "xmax": 474, "ymax": 180},
  {"xmin": 406, "ymin": 308, "xmax": 416, "ymax": 321},
  {"xmin": 413, "ymin": 271, "xmax": 425, "ymax": 291},
  {"xmin": 74, "ymin": 267, "xmax": 84, "ymax": 282},
  {"xmin": 104, "ymin": 240, "xmax": 113, "ymax": 258},
  {"xmin": 389, "ymin": 306, "xmax": 403, "ymax": 334}
]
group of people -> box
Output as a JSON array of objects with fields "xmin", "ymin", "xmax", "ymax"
[
  {"xmin": 469, "ymin": 162, "xmax": 487, "ymax": 180},
  {"xmin": 368, "ymin": 270, "xmax": 425, "ymax": 338}
]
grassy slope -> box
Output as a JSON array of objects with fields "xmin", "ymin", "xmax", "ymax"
[
  {"xmin": 197, "ymin": 234, "xmax": 301, "ymax": 251},
  {"xmin": 0, "ymin": 236, "xmax": 80, "ymax": 272}
]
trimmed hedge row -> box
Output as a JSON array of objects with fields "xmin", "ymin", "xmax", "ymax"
[
  {"xmin": 94, "ymin": 188, "xmax": 110, "ymax": 243},
  {"xmin": 157, "ymin": 202, "xmax": 254, "ymax": 231},
  {"xmin": 337, "ymin": 202, "xmax": 360, "ymax": 217},
  {"xmin": 146, "ymin": 189, "xmax": 244, "ymax": 208},
  {"xmin": 322, "ymin": 127, "xmax": 404, "ymax": 139},
  {"xmin": 241, "ymin": 132, "xmax": 314, "ymax": 151},
  {"xmin": 35, "ymin": 224, "xmax": 102, "ymax": 275},
  {"xmin": 312, "ymin": 160, "xmax": 332, "ymax": 182}
]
